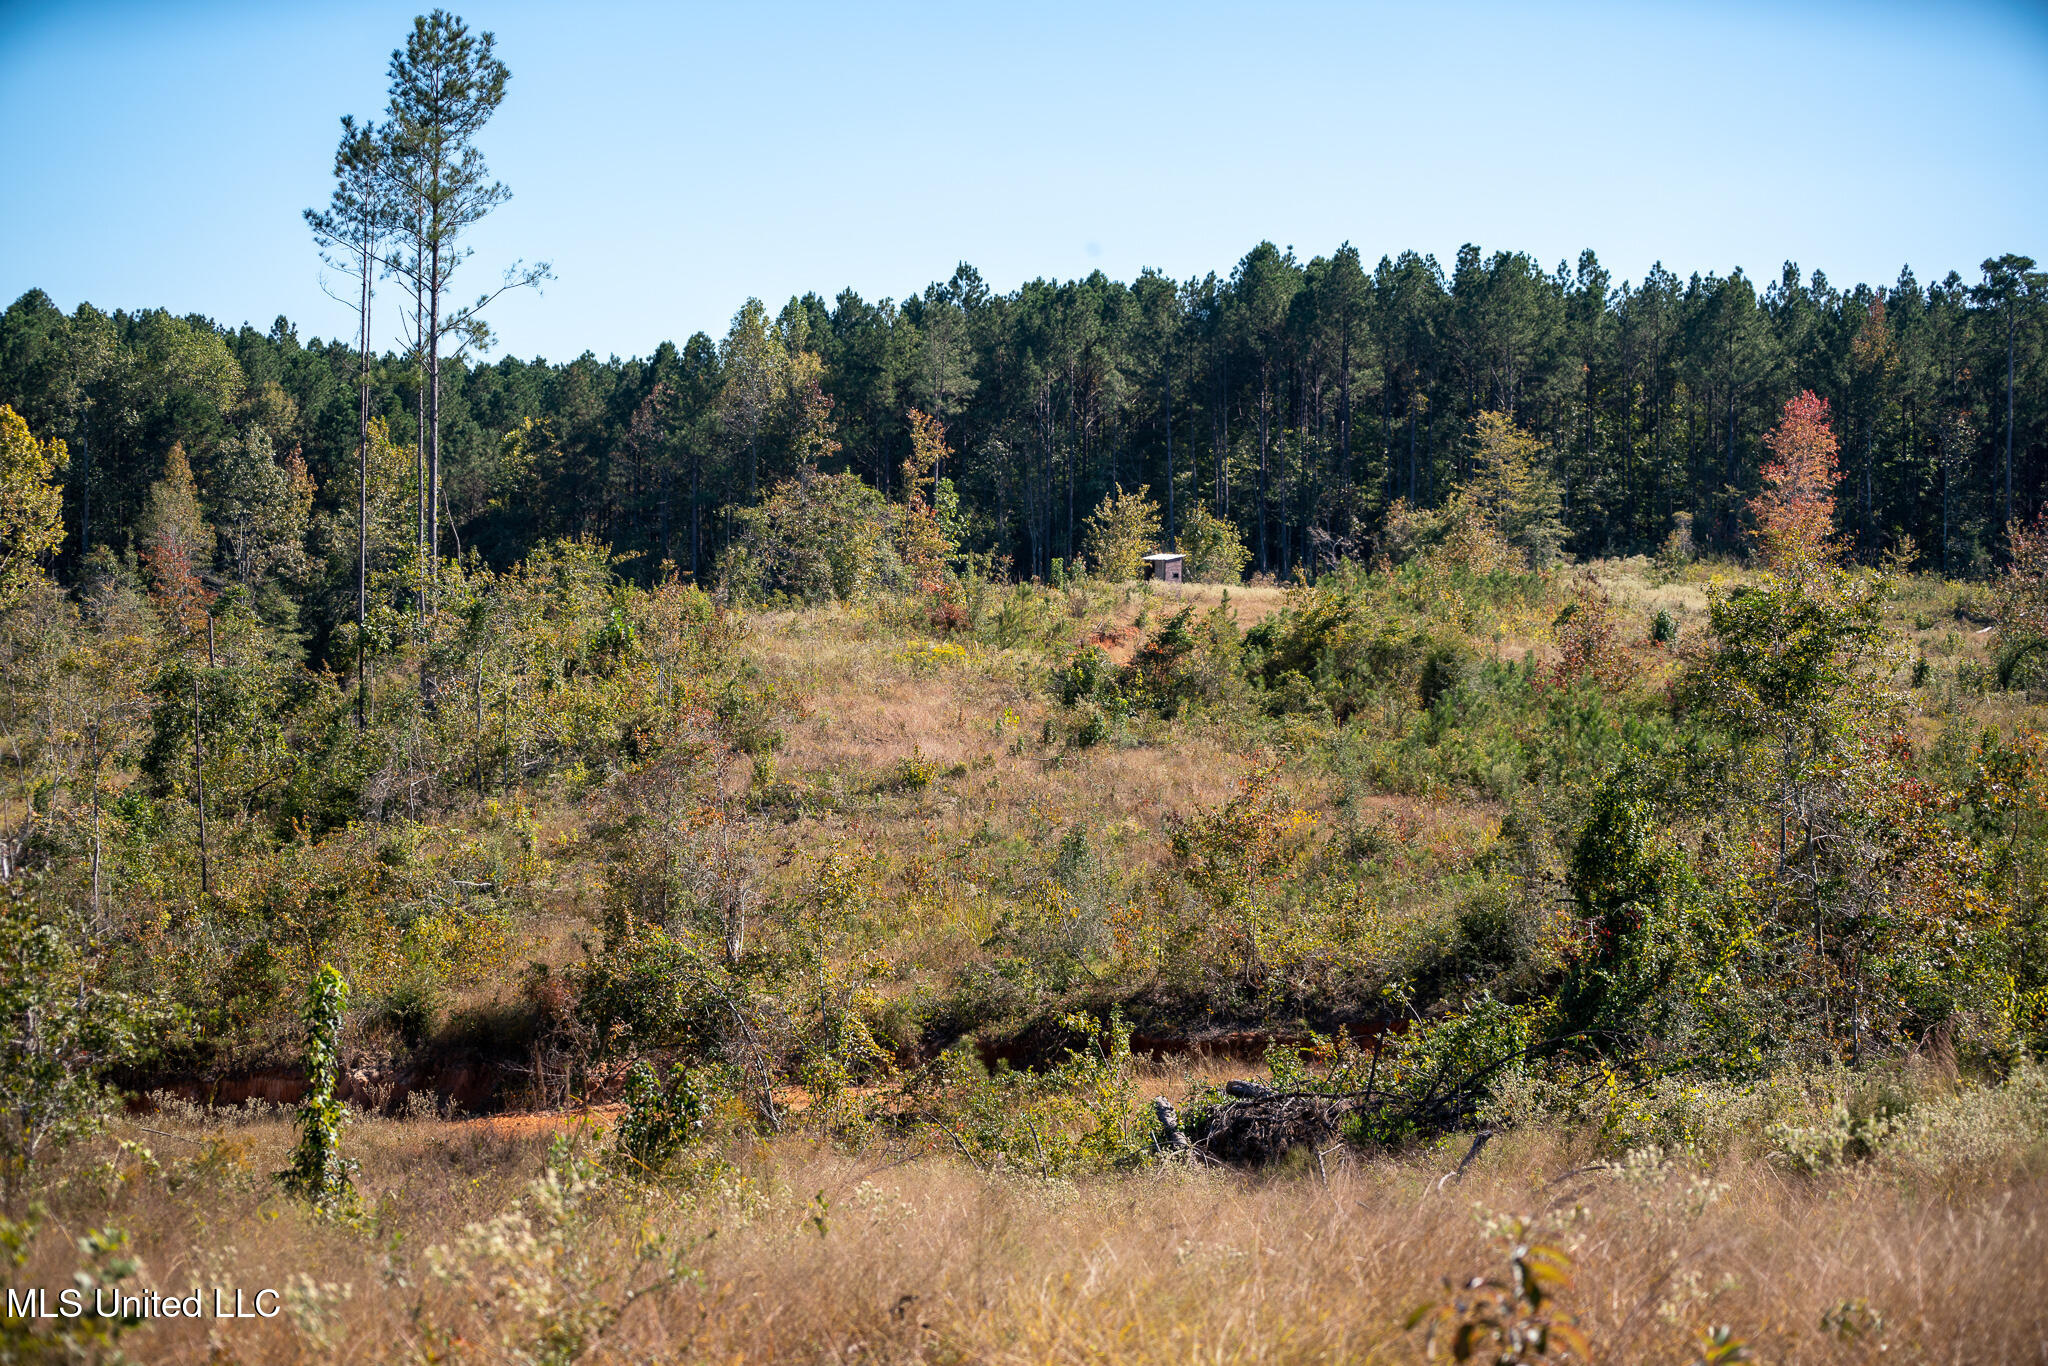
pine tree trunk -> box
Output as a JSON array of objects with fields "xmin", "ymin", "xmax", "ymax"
[
  {"xmin": 1407, "ymin": 404, "xmax": 1417, "ymax": 504},
  {"xmin": 2007, "ymin": 317, "xmax": 2017, "ymax": 532},
  {"xmin": 429, "ymin": 239, "xmax": 442, "ymax": 588},
  {"xmin": 357, "ymin": 242, "xmax": 372, "ymax": 730},
  {"xmin": 1338, "ymin": 330, "xmax": 1352, "ymax": 535},
  {"xmin": 415, "ymin": 259, "xmax": 428, "ymax": 624}
]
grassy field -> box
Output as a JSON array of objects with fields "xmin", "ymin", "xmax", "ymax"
[{"xmin": 25, "ymin": 1066, "xmax": 2048, "ymax": 1363}]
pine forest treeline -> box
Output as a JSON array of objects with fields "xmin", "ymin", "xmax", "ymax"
[{"xmin": 4, "ymin": 239, "xmax": 2045, "ymax": 657}]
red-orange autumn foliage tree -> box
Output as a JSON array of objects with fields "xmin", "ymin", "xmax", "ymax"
[
  {"xmin": 143, "ymin": 540, "xmax": 215, "ymax": 640},
  {"xmin": 1752, "ymin": 390, "xmax": 1842, "ymax": 575},
  {"xmin": 138, "ymin": 442, "xmax": 216, "ymax": 639}
]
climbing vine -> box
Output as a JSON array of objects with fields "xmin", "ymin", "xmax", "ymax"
[{"xmin": 276, "ymin": 964, "xmax": 357, "ymax": 1217}]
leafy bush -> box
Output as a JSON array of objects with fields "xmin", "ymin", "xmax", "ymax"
[
  {"xmin": 1775, "ymin": 1099, "xmax": 1905, "ymax": 1173},
  {"xmin": 1554, "ymin": 768, "xmax": 1698, "ymax": 1051},
  {"xmin": 1241, "ymin": 569, "xmax": 1443, "ymax": 721},
  {"xmin": 1405, "ymin": 1214, "xmax": 1588, "ymax": 1363},
  {"xmin": 609, "ymin": 1061, "xmax": 708, "ymax": 1178},
  {"xmin": 1418, "ymin": 642, "xmax": 1475, "ymax": 710},
  {"xmin": 1122, "ymin": 604, "xmax": 1241, "ymax": 717},
  {"xmin": 720, "ymin": 469, "xmax": 898, "ymax": 605},
  {"xmin": 1081, "ymin": 485, "xmax": 1163, "ymax": 582},
  {"xmin": 985, "ymin": 876, "xmax": 1110, "ymax": 996},
  {"xmin": 377, "ymin": 979, "xmax": 442, "ymax": 1051},
  {"xmin": 979, "ymin": 583, "xmax": 1069, "ymax": 650},
  {"xmin": 1175, "ymin": 504, "xmax": 1250, "ymax": 583},
  {"xmin": 0, "ymin": 1212, "xmax": 145, "ymax": 1360},
  {"xmin": 1055, "ymin": 645, "xmax": 1117, "ymax": 706},
  {"xmin": 1550, "ymin": 587, "xmax": 1637, "ymax": 689},
  {"xmin": 0, "ymin": 905, "xmax": 147, "ymax": 1201},
  {"xmin": 913, "ymin": 1013, "xmax": 1143, "ymax": 1175},
  {"xmin": 887, "ymin": 749, "xmax": 936, "ymax": 791},
  {"xmin": 1448, "ymin": 889, "xmax": 1540, "ymax": 982},
  {"xmin": 575, "ymin": 929, "xmax": 732, "ymax": 1058}
]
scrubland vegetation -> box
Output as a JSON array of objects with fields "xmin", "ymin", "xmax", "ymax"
[
  {"xmin": 4, "ymin": 12, "xmax": 2047, "ymax": 1358},
  {"xmin": 5, "ymin": 377, "xmax": 2048, "ymax": 1362}
]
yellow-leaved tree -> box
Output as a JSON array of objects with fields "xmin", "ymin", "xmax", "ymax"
[
  {"xmin": 0, "ymin": 404, "xmax": 67, "ymax": 609},
  {"xmin": 899, "ymin": 409, "xmax": 956, "ymax": 599},
  {"xmin": 1082, "ymin": 484, "xmax": 1163, "ymax": 582},
  {"xmin": 1175, "ymin": 504, "xmax": 1249, "ymax": 583},
  {"xmin": 1465, "ymin": 411, "xmax": 1565, "ymax": 570}
]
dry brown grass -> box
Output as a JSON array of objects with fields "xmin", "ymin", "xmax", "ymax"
[{"xmin": 18, "ymin": 1107, "xmax": 2045, "ymax": 1365}]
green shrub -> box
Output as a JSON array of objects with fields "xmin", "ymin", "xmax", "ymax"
[
  {"xmin": 1122, "ymin": 604, "xmax": 1240, "ymax": 717},
  {"xmin": 1055, "ymin": 646, "xmax": 1116, "ymax": 705},
  {"xmin": 1419, "ymin": 643, "xmax": 1474, "ymax": 709},
  {"xmin": 1776, "ymin": 1100, "xmax": 1904, "ymax": 1173},
  {"xmin": 0, "ymin": 905, "xmax": 147, "ymax": 1201},
  {"xmin": 914, "ymin": 1013, "xmax": 1143, "ymax": 1175},
  {"xmin": 1071, "ymin": 701, "xmax": 1131, "ymax": 749},
  {"xmin": 980, "ymin": 584, "xmax": 1067, "ymax": 650},
  {"xmin": 609, "ymin": 1061, "xmax": 708, "ymax": 1178},
  {"xmin": 1175, "ymin": 504, "xmax": 1250, "ymax": 583},
  {"xmin": 1451, "ymin": 890, "xmax": 1537, "ymax": 979},
  {"xmin": 719, "ymin": 470, "xmax": 898, "ymax": 605},
  {"xmin": 888, "ymin": 749, "xmax": 935, "ymax": 791},
  {"xmin": 0, "ymin": 1212, "xmax": 145, "ymax": 1360},
  {"xmin": 574, "ymin": 930, "xmax": 728, "ymax": 1056},
  {"xmin": 1405, "ymin": 1214, "xmax": 1587, "ymax": 1364},
  {"xmin": 1554, "ymin": 768, "xmax": 1697, "ymax": 1052},
  {"xmin": 1240, "ymin": 570, "xmax": 1441, "ymax": 721}
]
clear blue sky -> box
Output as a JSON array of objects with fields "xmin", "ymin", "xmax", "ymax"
[{"xmin": 4, "ymin": 0, "xmax": 2045, "ymax": 363}]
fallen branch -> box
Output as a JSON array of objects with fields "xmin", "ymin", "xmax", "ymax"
[{"xmin": 1436, "ymin": 1129, "xmax": 1495, "ymax": 1190}]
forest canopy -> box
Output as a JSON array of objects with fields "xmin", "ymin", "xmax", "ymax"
[{"xmin": 5, "ymin": 241, "xmax": 2043, "ymax": 646}]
